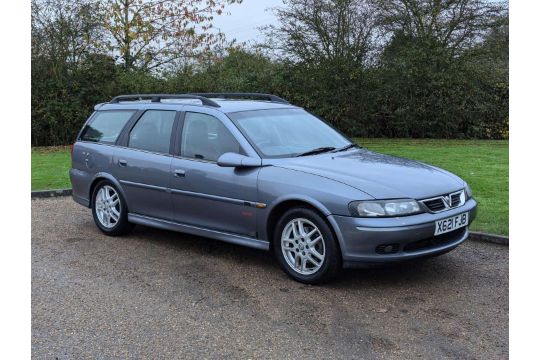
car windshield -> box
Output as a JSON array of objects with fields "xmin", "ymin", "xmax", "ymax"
[{"xmin": 229, "ymin": 108, "xmax": 351, "ymax": 158}]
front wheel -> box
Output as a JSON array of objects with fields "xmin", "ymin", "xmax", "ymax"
[
  {"xmin": 91, "ymin": 180, "xmax": 133, "ymax": 236},
  {"xmin": 273, "ymin": 207, "xmax": 341, "ymax": 284}
]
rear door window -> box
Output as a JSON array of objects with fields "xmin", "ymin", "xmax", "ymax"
[
  {"xmin": 80, "ymin": 111, "xmax": 135, "ymax": 144},
  {"xmin": 128, "ymin": 110, "xmax": 176, "ymax": 154}
]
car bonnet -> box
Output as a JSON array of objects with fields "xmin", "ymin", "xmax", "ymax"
[{"xmin": 265, "ymin": 149, "xmax": 465, "ymax": 200}]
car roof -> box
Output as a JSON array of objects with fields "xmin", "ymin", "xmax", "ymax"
[
  {"xmin": 207, "ymin": 99, "xmax": 298, "ymax": 113},
  {"xmin": 96, "ymin": 97, "xmax": 299, "ymax": 114}
]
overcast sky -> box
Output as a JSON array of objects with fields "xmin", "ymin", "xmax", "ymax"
[{"xmin": 212, "ymin": 0, "xmax": 283, "ymax": 44}]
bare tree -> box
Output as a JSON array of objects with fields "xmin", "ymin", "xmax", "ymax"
[
  {"xmin": 264, "ymin": 0, "xmax": 379, "ymax": 65},
  {"xmin": 374, "ymin": 0, "xmax": 507, "ymax": 56},
  {"xmin": 32, "ymin": 0, "xmax": 103, "ymax": 70}
]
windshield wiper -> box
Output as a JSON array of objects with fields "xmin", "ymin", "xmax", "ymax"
[
  {"xmin": 333, "ymin": 143, "xmax": 361, "ymax": 152},
  {"xmin": 296, "ymin": 146, "xmax": 336, "ymax": 157}
]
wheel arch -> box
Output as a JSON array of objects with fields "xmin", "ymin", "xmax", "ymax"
[
  {"xmin": 88, "ymin": 173, "xmax": 127, "ymax": 208},
  {"xmin": 264, "ymin": 196, "xmax": 343, "ymax": 255}
]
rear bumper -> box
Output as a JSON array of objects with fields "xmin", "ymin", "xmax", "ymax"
[
  {"xmin": 328, "ymin": 198, "xmax": 477, "ymax": 267},
  {"xmin": 69, "ymin": 168, "xmax": 91, "ymax": 207}
]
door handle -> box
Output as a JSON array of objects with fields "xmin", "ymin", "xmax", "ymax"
[
  {"xmin": 118, "ymin": 159, "xmax": 128, "ymax": 166},
  {"xmin": 174, "ymin": 169, "xmax": 186, "ymax": 177}
]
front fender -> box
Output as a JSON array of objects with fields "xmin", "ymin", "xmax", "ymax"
[
  {"xmin": 266, "ymin": 193, "xmax": 333, "ymax": 216},
  {"xmin": 256, "ymin": 166, "xmax": 371, "ymax": 243}
]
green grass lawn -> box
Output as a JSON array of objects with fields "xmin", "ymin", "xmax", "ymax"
[
  {"xmin": 31, "ymin": 146, "xmax": 71, "ymax": 191},
  {"xmin": 31, "ymin": 139, "xmax": 508, "ymax": 235},
  {"xmin": 356, "ymin": 139, "xmax": 508, "ymax": 236}
]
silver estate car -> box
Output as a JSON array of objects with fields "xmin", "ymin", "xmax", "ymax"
[{"xmin": 70, "ymin": 93, "xmax": 477, "ymax": 284}]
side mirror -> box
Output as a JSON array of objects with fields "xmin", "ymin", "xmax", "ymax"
[{"xmin": 217, "ymin": 152, "xmax": 261, "ymax": 168}]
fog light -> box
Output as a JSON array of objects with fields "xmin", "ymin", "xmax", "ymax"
[{"xmin": 375, "ymin": 243, "xmax": 400, "ymax": 254}]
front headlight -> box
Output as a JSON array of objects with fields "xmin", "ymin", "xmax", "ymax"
[
  {"xmin": 465, "ymin": 183, "xmax": 473, "ymax": 199},
  {"xmin": 349, "ymin": 199, "xmax": 422, "ymax": 217}
]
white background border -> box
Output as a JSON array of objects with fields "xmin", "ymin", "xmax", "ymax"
[
  {"xmin": 0, "ymin": 0, "xmax": 31, "ymax": 358},
  {"xmin": 509, "ymin": 0, "xmax": 539, "ymax": 358},
  {"xmin": 0, "ymin": 0, "xmax": 534, "ymax": 357}
]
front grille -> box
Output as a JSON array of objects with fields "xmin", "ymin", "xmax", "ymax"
[
  {"xmin": 450, "ymin": 192, "xmax": 462, "ymax": 207},
  {"xmin": 403, "ymin": 228, "xmax": 466, "ymax": 252},
  {"xmin": 423, "ymin": 198, "xmax": 446, "ymax": 212},
  {"xmin": 420, "ymin": 190, "xmax": 465, "ymax": 213}
]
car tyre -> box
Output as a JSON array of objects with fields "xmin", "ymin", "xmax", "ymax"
[
  {"xmin": 91, "ymin": 180, "xmax": 133, "ymax": 236},
  {"xmin": 273, "ymin": 207, "xmax": 341, "ymax": 284}
]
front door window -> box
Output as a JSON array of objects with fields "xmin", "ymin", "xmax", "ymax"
[{"xmin": 181, "ymin": 112, "xmax": 241, "ymax": 161}]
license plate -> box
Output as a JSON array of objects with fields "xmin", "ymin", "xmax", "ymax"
[{"xmin": 434, "ymin": 212, "xmax": 468, "ymax": 236}]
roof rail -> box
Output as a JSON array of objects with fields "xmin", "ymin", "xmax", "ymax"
[
  {"xmin": 94, "ymin": 102, "xmax": 107, "ymax": 110},
  {"xmin": 189, "ymin": 92, "xmax": 290, "ymax": 104},
  {"xmin": 109, "ymin": 94, "xmax": 220, "ymax": 108}
]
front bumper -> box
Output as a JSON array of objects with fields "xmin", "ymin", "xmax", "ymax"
[{"xmin": 328, "ymin": 198, "xmax": 477, "ymax": 268}]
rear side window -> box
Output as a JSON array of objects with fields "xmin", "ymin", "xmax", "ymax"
[
  {"xmin": 80, "ymin": 111, "xmax": 134, "ymax": 143},
  {"xmin": 128, "ymin": 110, "xmax": 176, "ymax": 154}
]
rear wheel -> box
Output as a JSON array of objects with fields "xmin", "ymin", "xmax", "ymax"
[
  {"xmin": 273, "ymin": 207, "xmax": 341, "ymax": 284},
  {"xmin": 91, "ymin": 180, "xmax": 133, "ymax": 236}
]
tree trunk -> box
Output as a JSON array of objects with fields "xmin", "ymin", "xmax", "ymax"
[{"xmin": 123, "ymin": 0, "xmax": 130, "ymax": 69}]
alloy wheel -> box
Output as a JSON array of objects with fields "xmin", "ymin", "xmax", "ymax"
[
  {"xmin": 281, "ymin": 218, "xmax": 326, "ymax": 275},
  {"xmin": 95, "ymin": 185, "xmax": 121, "ymax": 229}
]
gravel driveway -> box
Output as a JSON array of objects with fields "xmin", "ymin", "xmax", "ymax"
[{"xmin": 32, "ymin": 197, "xmax": 508, "ymax": 359}]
